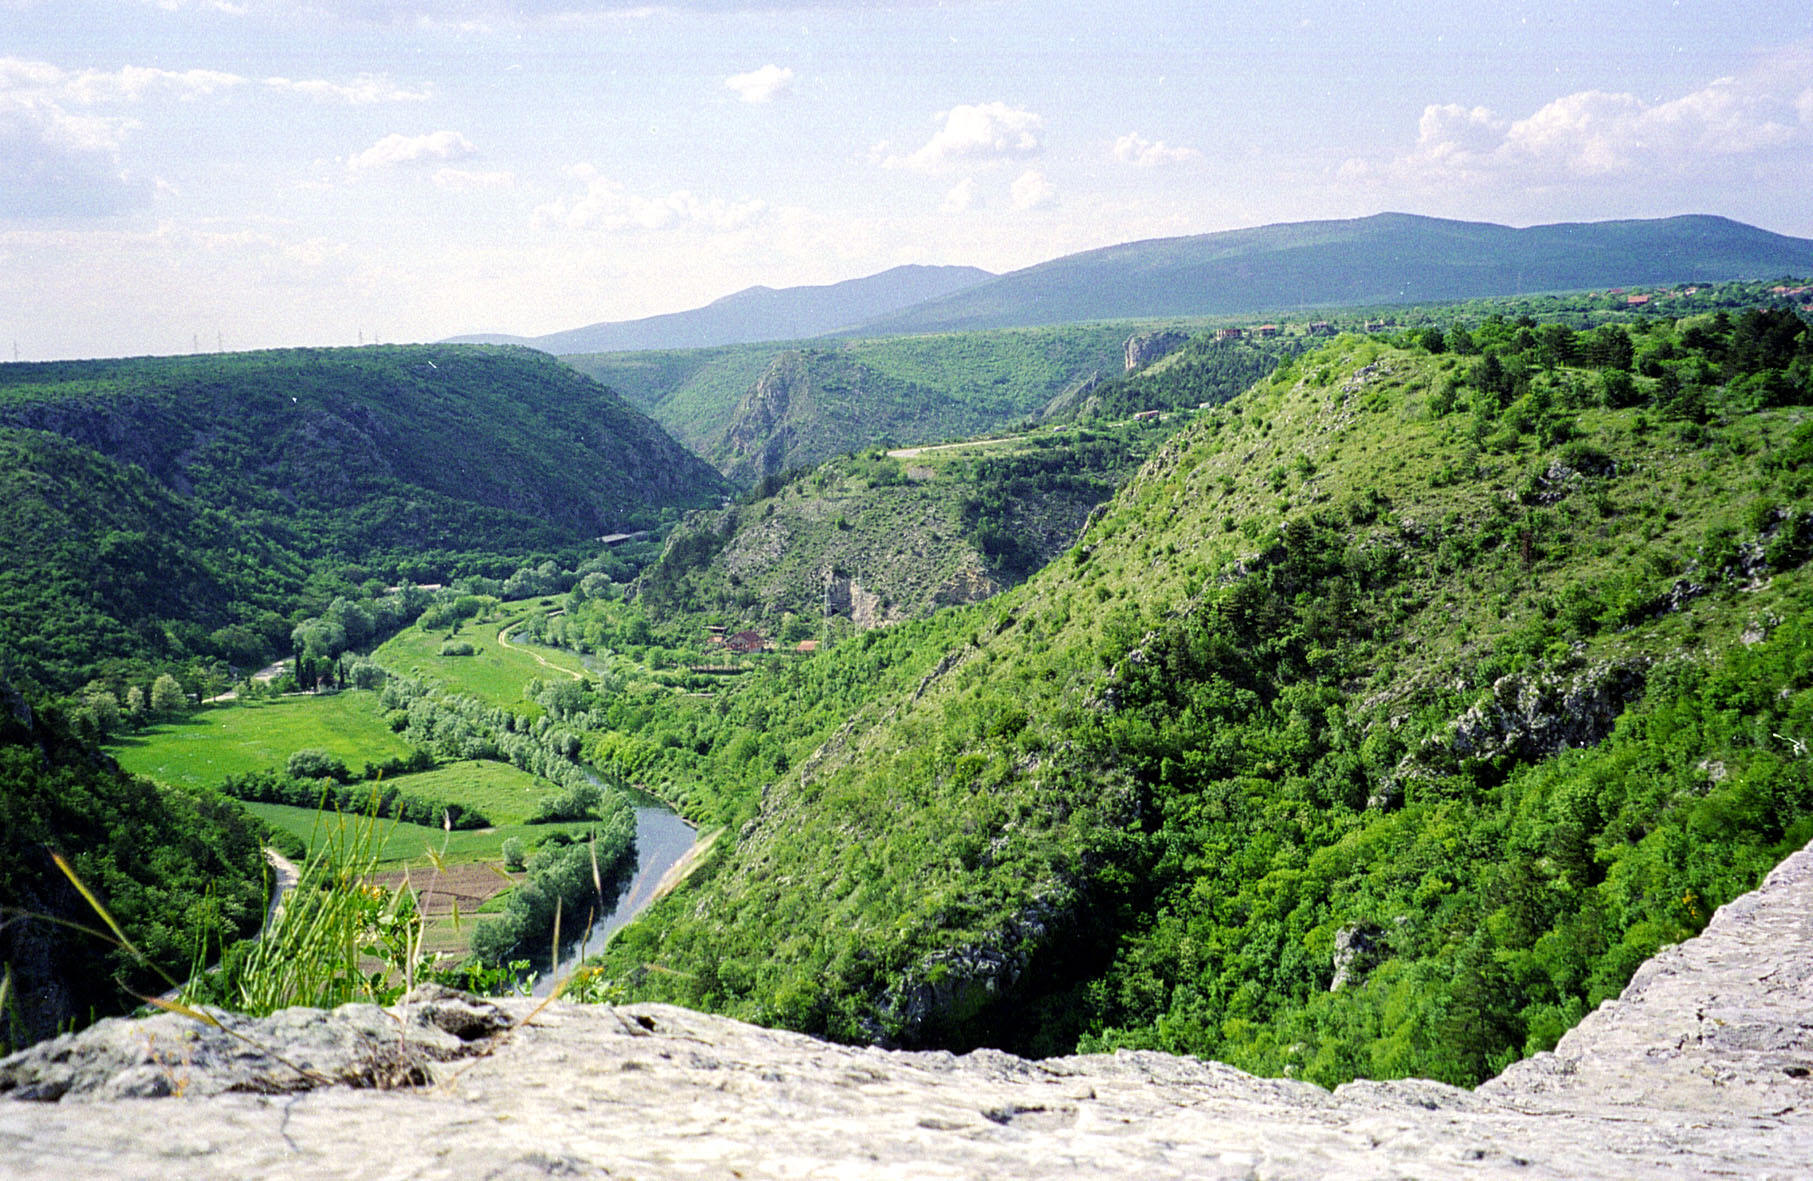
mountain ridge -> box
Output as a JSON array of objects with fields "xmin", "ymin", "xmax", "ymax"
[
  {"xmin": 848, "ymin": 213, "xmax": 1813, "ymax": 335},
  {"xmin": 447, "ymin": 264, "xmax": 993, "ymax": 354}
]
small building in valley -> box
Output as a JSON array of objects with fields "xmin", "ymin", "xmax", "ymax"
[{"xmin": 726, "ymin": 630, "xmax": 768, "ymax": 655}]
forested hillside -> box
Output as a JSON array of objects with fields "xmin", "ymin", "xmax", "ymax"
[
  {"xmin": 0, "ymin": 680, "xmax": 267, "ymax": 1052},
  {"xmin": 0, "ymin": 345, "xmax": 728, "ymax": 692},
  {"xmin": 0, "ymin": 429, "xmax": 306, "ymax": 696},
  {"xmin": 0, "ymin": 345, "xmax": 728, "ymax": 559},
  {"xmin": 597, "ymin": 300, "xmax": 1813, "ymax": 1086}
]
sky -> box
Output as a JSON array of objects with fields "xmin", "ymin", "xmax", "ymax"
[{"xmin": 3, "ymin": 1, "xmax": 1811, "ymax": 361}]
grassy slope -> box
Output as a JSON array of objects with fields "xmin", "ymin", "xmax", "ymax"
[
  {"xmin": 563, "ymin": 324, "xmax": 1139, "ymax": 477},
  {"xmin": 599, "ymin": 322, "xmax": 1813, "ymax": 1083},
  {"xmin": 373, "ymin": 602, "xmax": 588, "ymax": 709},
  {"xmin": 635, "ymin": 424, "xmax": 1162, "ymax": 626}
]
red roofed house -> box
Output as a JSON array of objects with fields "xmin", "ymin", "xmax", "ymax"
[{"xmin": 726, "ymin": 630, "xmax": 768, "ymax": 655}]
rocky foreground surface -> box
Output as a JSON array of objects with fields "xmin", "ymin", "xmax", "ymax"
[{"xmin": 4, "ymin": 845, "xmax": 1812, "ymax": 1179}]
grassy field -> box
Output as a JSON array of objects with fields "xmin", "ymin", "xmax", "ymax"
[
  {"xmin": 379, "ymin": 759, "xmax": 560, "ymax": 827},
  {"xmin": 110, "ymin": 691, "xmax": 410, "ymax": 790},
  {"xmin": 242, "ymin": 800, "xmax": 605, "ymax": 867},
  {"xmin": 374, "ymin": 602, "xmax": 588, "ymax": 708}
]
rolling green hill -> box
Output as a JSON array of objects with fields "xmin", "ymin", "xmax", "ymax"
[
  {"xmin": 597, "ymin": 300, "xmax": 1813, "ymax": 1086},
  {"xmin": 852, "ymin": 213, "xmax": 1813, "ymax": 336}
]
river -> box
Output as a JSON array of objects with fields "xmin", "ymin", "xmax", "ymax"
[{"xmin": 530, "ymin": 775, "xmax": 696, "ymax": 995}]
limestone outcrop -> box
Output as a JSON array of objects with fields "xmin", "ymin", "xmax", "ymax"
[
  {"xmin": 4, "ymin": 843, "xmax": 1812, "ymax": 1178},
  {"xmin": 1124, "ymin": 330, "xmax": 1189, "ymax": 372}
]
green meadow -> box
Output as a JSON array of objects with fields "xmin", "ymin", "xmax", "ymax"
[
  {"xmin": 241, "ymin": 800, "xmax": 603, "ymax": 868},
  {"xmin": 112, "ymin": 687, "xmax": 599, "ymax": 867},
  {"xmin": 110, "ymin": 691, "xmax": 410, "ymax": 790}
]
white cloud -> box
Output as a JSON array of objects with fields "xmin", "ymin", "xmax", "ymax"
[
  {"xmin": 725, "ymin": 64, "xmax": 793, "ymax": 104},
  {"xmin": 434, "ymin": 167, "xmax": 515, "ymax": 190},
  {"xmin": 0, "ymin": 58, "xmax": 246, "ymax": 105},
  {"xmin": 534, "ymin": 174, "xmax": 766, "ymax": 233},
  {"xmin": 1009, "ymin": 168, "xmax": 1055, "ymax": 211},
  {"xmin": 1, "ymin": 56, "xmax": 427, "ymax": 108},
  {"xmin": 940, "ymin": 177, "xmax": 977, "ymax": 213},
  {"xmin": 0, "ymin": 98, "xmax": 149, "ymax": 218},
  {"xmin": 67, "ymin": 65, "xmax": 247, "ymax": 104},
  {"xmin": 347, "ymin": 130, "xmax": 476, "ymax": 171},
  {"xmin": 1374, "ymin": 71, "xmax": 1812, "ymax": 190},
  {"xmin": 263, "ymin": 75, "xmax": 431, "ymax": 104},
  {"xmin": 885, "ymin": 102, "xmax": 1043, "ymax": 172},
  {"xmin": 1112, "ymin": 132, "xmax": 1201, "ymax": 168}
]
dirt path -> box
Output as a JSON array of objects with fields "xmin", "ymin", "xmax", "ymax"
[
  {"xmin": 205, "ymin": 660, "xmax": 290, "ymax": 704},
  {"xmin": 886, "ymin": 434, "xmax": 1032, "ymax": 459},
  {"xmin": 263, "ymin": 847, "xmax": 300, "ymax": 928},
  {"xmin": 496, "ymin": 622, "xmax": 584, "ymax": 681},
  {"xmin": 158, "ymin": 847, "xmax": 301, "ymax": 1003}
]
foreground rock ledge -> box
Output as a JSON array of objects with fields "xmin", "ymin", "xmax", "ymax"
[{"xmin": 5, "ymin": 846, "xmax": 1812, "ymax": 1179}]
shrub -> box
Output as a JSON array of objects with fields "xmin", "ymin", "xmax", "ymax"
[
  {"xmin": 287, "ymin": 748, "xmax": 351, "ymax": 782},
  {"xmin": 440, "ymin": 640, "xmax": 476, "ymax": 657},
  {"xmin": 528, "ymin": 780, "xmax": 602, "ymax": 824}
]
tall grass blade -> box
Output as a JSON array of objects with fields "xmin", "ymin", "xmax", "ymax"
[
  {"xmin": 50, "ymin": 852, "xmax": 142, "ymax": 966},
  {"xmin": 48, "ymin": 851, "xmax": 179, "ymax": 992},
  {"xmin": 551, "ymin": 896, "xmax": 562, "ymax": 985}
]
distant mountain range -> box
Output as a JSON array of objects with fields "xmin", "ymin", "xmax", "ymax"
[
  {"xmin": 848, "ymin": 213, "xmax": 1813, "ymax": 336},
  {"xmin": 446, "ymin": 265, "xmax": 993, "ymax": 354},
  {"xmin": 455, "ymin": 214, "xmax": 1813, "ymax": 356}
]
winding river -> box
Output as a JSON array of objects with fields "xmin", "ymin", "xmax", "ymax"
[{"xmin": 530, "ymin": 775, "xmax": 697, "ymax": 995}]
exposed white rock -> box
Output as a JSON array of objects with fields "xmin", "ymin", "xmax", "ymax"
[{"xmin": 4, "ymin": 842, "xmax": 1811, "ymax": 1179}]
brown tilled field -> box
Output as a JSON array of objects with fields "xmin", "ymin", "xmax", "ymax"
[{"xmin": 376, "ymin": 861, "xmax": 518, "ymax": 955}]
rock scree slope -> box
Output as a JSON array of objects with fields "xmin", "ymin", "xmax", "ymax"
[{"xmin": 4, "ymin": 838, "xmax": 1811, "ymax": 1178}]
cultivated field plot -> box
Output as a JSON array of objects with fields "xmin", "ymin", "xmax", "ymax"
[
  {"xmin": 375, "ymin": 860, "xmax": 519, "ymax": 957},
  {"xmin": 110, "ymin": 691, "xmax": 411, "ymax": 790}
]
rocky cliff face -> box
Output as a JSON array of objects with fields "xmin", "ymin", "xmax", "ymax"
[
  {"xmin": 715, "ymin": 351, "xmax": 810, "ymax": 483},
  {"xmin": 6, "ymin": 841, "xmax": 1810, "ymax": 1178},
  {"xmin": 1123, "ymin": 329, "xmax": 1189, "ymax": 372}
]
